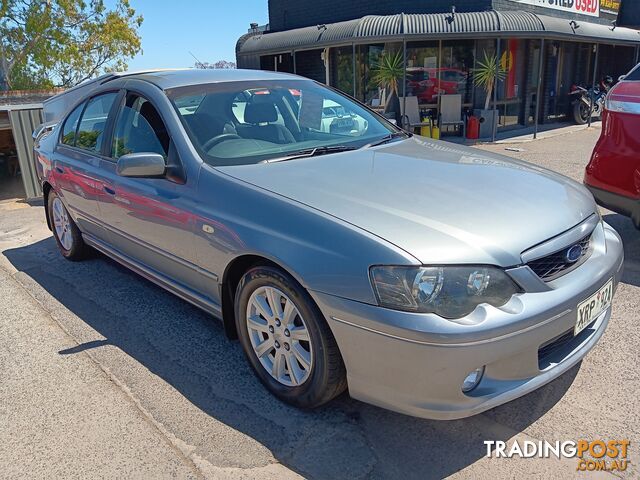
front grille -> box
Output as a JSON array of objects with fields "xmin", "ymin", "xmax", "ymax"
[{"xmin": 527, "ymin": 234, "xmax": 592, "ymax": 282}]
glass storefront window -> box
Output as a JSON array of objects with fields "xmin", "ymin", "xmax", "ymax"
[
  {"xmin": 355, "ymin": 42, "xmax": 402, "ymax": 113},
  {"xmin": 440, "ymin": 40, "xmax": 475, "ymax": 105},
  {"xmin": 597, "ymin": 44, "xmax": 637, "ymax": 83},
  {"xmin": 472, "ymin": 39, "xmax": 496, "ymax": 112},
  {"xmin": 405, "ymin": 41, "xmax": 439, "ymax": 108},
  {"xmin": 330, "ymin": 46, "xmax": 354, "ymax": 96},
  {"xmin": 280, "ymin": 36, "xmax": 639, "ymax": 134},
  {"xmin": 496, "ymin": 39, "xmax": 526, "ymax": 128}
]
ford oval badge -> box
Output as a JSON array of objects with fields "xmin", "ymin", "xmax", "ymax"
[{"xmin": 566, "ymin": 244, "xmax": 583, "ymax": 263}]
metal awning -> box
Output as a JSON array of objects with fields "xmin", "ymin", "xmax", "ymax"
[{"xmin": 237, "ymin": 10, "xmax": 640, "ymax": 56}]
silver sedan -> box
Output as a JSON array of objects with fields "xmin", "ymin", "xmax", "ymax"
[{"xmin": 34, "ymin": 69, "xmax": 624, "ymax": 419}]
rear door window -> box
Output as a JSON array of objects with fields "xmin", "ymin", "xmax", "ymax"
[{"xmin": 75, "ymin": 92, "xmax": 118, "ymax": 153}]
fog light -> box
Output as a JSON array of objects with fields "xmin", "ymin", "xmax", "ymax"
[{"xmin": 462, "ymin": 366, "xmax": 485, "ymax": 393}]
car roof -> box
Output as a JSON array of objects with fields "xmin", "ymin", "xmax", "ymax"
[{"xmin": 124, "ymin": 68, "xmax": 303, "ymax": 90}]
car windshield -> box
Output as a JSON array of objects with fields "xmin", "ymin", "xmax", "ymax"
[{"xmin": 167, "ymin": 79, "xmax": 400, "ymax": 166}]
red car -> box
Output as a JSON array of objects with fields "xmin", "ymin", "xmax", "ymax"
[
  {"xmin": 584, "ymin": 63, "xmax": 640, "ymax": 230},
  {"xmin": 406, "ymin": 68, "xmax": 468, "ymax": 103}
]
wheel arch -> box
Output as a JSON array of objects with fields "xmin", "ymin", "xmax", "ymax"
[
  {"xmin": 42, "ymin": 181, "xmax": 53, "ymax": 231},
  {"xmin": 220, "ymin": 253, "xmax": 308, "ymax": 340}
]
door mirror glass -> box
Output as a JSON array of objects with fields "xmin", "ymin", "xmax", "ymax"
[{"xmin": 116, "ymin": 152, "xmax": 166, "ymax": 178}]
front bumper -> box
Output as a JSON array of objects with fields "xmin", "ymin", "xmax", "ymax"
[
  {"xmin": 310, "ymin": 222, "xmax": 624, "ymax": 420},
  {"xmin": 586, "ymin": 184, "xmax": 640, "ymax": 230}
]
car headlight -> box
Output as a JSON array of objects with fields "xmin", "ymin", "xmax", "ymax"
[{"xmin": 370, "ymin": 265, "xmax": 520, "ymax": 319}]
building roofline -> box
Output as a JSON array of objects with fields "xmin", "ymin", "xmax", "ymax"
[{"xmin": 237, "ymin": 10, "xmax": 640, "ymax": 56}]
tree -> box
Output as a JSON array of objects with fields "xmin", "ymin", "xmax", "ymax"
[
  {"xmin": 371, "ymin": 50, "xmax": 404, "ymax": 118},
  {"xmin": 194, "ymin": 60, "xmax": 236, "ymax": 70},
  {"xmin": 472, "ymin": 51, "xmax": 507, "ymax": 111},
  {"xmin": 0, "ymin": 0, "xmax": 143, "ymax": 91}
]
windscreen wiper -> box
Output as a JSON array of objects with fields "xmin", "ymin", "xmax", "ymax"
[
  {"xmin": 364, "ymin": 131, "xmax": 410, "ymax": 148},
  {"xmin": 263, "ymin": 145, "xmax": 359, "ymax": 163}
]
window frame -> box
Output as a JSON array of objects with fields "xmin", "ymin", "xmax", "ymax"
[{"xmin": 57, "ymin": 89, "xmax": 123, "ymax": 160}]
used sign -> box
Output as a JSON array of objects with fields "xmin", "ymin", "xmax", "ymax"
[{"xmin": 507, "ymin": 0, "xmax": 600, "ymax": 17}]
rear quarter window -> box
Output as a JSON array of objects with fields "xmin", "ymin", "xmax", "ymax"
[{"xmin": 60, "ymin": 102, "xmax": 85, "ymax": 146}]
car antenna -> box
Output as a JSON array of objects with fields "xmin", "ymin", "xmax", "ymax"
[{"xmin": 189, "ymin": 51, "xmax": 205, "ymax": 68}]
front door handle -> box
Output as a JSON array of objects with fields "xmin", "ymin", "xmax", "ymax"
[
  {"xmin": 103, "ymin": 185, "xmax": 116, "ymax": 195},
  {"xmin": 55, "ymin": 166, "xmax": 64, "ymax": 174}
]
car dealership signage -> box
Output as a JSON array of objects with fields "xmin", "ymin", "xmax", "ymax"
[
  {"xmin": 600, "ymin": 0, "xmax": 620, "ymax": 15},
  {"xmin": 507, "ymin": 0, "xmax": 600, "ymax": 17}
]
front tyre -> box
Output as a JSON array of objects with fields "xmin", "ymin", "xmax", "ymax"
[
  {"xmin": 235, "ymin": 266, "xmax": 347, "ymax": 408},
  {"xmin": 48, "ymin": 190, "xmax": 88, "ymax": 260}
]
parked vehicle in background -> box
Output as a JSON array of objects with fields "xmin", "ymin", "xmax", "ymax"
[
  {"xmin": 406, "ymin": 67, "xmax": 468, "ymax": 103},
  {"xmin": 585, "ymin": 64, "xmax": 640, "ymax": 230},
  {"xmin": 569, "ymin": 76, "xmax": 613, "ymax": 125},
  {"xmin": 34, "ymin": 69, "xmax": 624, "ymax": 420}
]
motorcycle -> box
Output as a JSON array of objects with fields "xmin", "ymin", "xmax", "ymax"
[{"xmin": 569, "ymin": 76, "xmax": 613, "ymax": 125}]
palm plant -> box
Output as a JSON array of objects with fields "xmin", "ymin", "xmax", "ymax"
[
  {"xmin": 371, "ymin": 50, "xmax": 404, "ymax": 97},
  {"xmin": 473, "ymin": 51, "xmax": 507, "ymax": 111}
]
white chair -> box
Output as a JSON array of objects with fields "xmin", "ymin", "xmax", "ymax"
[
  {"xmin": 399, "ymin": 96, "xmax": 432, "ymax": 134},
  {"xmin": 439, "ymin": 94, "xmax": 466, "ymax": 137}
]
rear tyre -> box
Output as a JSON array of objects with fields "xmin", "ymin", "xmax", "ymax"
[
  {"xmin": 235, "ymin": 266, "xmax": 347, "ymax": 408},
  {"xmin": 48, "ymin": 190, "xmax": 88, "ymax": 261}
]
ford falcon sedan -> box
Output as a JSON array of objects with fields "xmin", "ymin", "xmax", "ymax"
[{"xmin": 33, "ymin": 69, "xmax": 624, "ymax": 419}]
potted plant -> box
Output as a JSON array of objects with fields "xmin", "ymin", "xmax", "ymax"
[
  {"xmin": 472, "ymin": 51, "xmax": 506, "ymax": 138},
  {"xmin": 371, "ymin": 50, "xmax": 404, "ymax": 124}
]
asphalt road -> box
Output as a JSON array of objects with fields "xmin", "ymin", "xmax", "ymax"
[{"xmin": 0, "ymin": 125, "xmax": 638, "ymax": 479}]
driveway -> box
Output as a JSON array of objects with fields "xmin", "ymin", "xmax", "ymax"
[{"xmin": 0, "ymin": 125, "xmax": 638, "ymax": 479}]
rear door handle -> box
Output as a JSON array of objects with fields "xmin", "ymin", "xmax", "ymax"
[
  {"xmin": 55, "ymin": 166, "xmax": 64, "ymax": 174},
  {"xmin": 103, "ymin": 186, "xmax": 116, "ymax": 195}
]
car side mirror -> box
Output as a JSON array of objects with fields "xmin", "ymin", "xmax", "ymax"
[{"xmin": 116, "ymin": 153, "xmax": 166, "ymax": 178}]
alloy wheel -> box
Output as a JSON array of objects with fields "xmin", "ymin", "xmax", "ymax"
[
  {"xmin": 246, "ymin": 286, "xmax": 313, "ymax": 386},
  {"xmin": 52, "ymin": 197, "xmax": 73, "ymax": 251}
]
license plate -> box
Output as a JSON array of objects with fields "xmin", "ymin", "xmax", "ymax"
[{"xmin": 575, "ymin": 279, "xmax": 613, "ymax": 335}]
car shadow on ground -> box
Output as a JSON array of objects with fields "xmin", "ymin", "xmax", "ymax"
[
  {"xmin": 3, "ymin": 237, "xmax": 581, "ymax": 480},
  {"xmin": 603, "ymin": 213, "xmax": 640, "ymax": 288}
]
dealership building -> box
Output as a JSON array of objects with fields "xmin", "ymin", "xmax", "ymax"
[{"xmin": 237, "ymin": 0, "xmax": 640, "ymax": 136}]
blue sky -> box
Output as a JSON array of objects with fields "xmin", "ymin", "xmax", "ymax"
[{"xmin": 117, "ymin": 1, "xmax": 269, "ymax": 70}]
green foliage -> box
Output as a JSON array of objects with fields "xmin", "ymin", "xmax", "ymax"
[
  {"xmin": 371, "ymin": 50, "xmax": 404, "ymax": 95},
  {"xmin": 8, "ymin": 62, "xmax": 54, "ymax": 90},
  {"xmin": 0, "ymin": 0, "xmax": 143, "ymax": 90},
  {"xmin": 75, "ymin": 129, "xmax": 100, "ymax": 150},
  {"xmin": 472, "ymin": 51, "xmax": 507, "ymax": 110}
]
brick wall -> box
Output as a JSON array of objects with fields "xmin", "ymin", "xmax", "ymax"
[
  {"xmin": 0, "ymin": 89, "xmax": 62, "ymax": 106},
  {"xmin": 268, "ymin": 0, "xmax": 620, "ymax": 31},
  {"xmin": 268, "ymin": 0, "xmax": 491, "ymax": 31}
]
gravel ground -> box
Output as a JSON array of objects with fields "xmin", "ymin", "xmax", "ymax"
[{"xmin": 0, "ymin": 125, "xmax": 638, "ymax": 479}]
